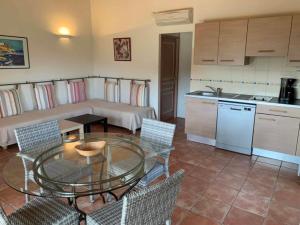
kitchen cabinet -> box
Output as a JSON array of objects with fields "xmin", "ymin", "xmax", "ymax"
[
  {"xmin": 185, "ymin": 97, "xmax": 217, "ymax": 139},
  {"xmin": 288, "ymin": 15, "xmax": 300, "ymax": 66},
  {"xmin": 253, "ymin": 114, "xmax": 300, "ymax": 155},
  {"xmin": 218, "ymin": 19, "xmax": 248, "ymax": 65},
  {"xmin": 256, "ymin": 104, "xmax": 300, "ymax": 118},
  {"xmin": 246, "ymin": 16, "xmax": 292, "ymax": 56},
  {"xmin": 194, "ymin": 22, "xmax": 219, "ymax": 65}
]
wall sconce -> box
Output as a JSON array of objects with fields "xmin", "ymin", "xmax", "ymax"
[{"xmin": 57, "ymin": 27, "xmax": 73, "ymax": 38}]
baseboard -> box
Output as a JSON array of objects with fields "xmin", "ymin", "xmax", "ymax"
[{"xmin": 187, "ymin": 134, "xmax": 216, "ymax": 146}]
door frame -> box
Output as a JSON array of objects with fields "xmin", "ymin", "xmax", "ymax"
[{"xmin": 158, "ymin": 33, "xmax": 180, "ymax": 121}]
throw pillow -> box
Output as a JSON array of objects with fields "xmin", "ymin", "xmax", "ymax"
[
  {"xmin": 0, "ymin": 89, "xmax": 23, "ymax": 118},
  {"xmin": 34, "ymin": 83, "xmax": 57, "ymax": 110},
  {"xmin": 130, "ymin": 83, "xmax": 148, "ymax": 107},
  {"xmin": 67, "ymin": 80, "xmax": 87, "ymax": 104}
]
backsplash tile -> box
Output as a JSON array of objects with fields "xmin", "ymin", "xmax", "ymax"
[{"xmin": 191, "ymin": 57, "xmax": 300, "ymax": 98}]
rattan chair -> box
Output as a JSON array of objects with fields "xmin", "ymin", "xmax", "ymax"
[
  {"xmin": 0, "ymin": 198, "xmax": 80, "ymax": 225},
  {"xmin": 14, "ymin": 120, "xmax": 63, "ymax": 202},
  {"xmin": 86, "ymin": 169, "xmax": 184, "ymax": 225},
  {"xmin": 138, "ymin": 118, "xmax": 176, "ymax": 187},
  {"xmin": 14, "ymin": 120, "xmax": 93, "ymax": 203}
]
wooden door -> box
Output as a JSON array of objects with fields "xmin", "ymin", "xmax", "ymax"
[
  {"xmin": 160, "ymin": 35, "xmax": 179, "ymax": 121},
  {"xmin": 246, "ymin": 16, "xmax": 292, "ymax": 56},
  {"xmin": 253, "ymin": 114, "xmax": 300, "ymax": 155},
  {"xmin": 185, "ymin": 97, "xmax": 217, "ymax": 139},
  {"xmin": 194, "ymin": 22, "xmax": 220, "ymax": 65},
  {"xmin": 218, "ymin": 19, "xmax": 248, "ymax": 65},
  {"xmin": 288, "ymin": 15, "xmax": 300, "ymax": 66}
]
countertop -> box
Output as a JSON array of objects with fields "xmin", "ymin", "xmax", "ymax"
[{"xmin": 186, "ymin": 91, "xmax": 300, "ymax": 109}]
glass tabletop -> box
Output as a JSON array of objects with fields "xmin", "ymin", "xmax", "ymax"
[{"xmin": 3, "ymin": 133, "xmax": 170, "ymax": 198}]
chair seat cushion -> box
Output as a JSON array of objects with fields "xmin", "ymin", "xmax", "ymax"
[
  {"xmin": 8, "ymin": 198, "xmax": 79, "ymax": 225},
  {"xmin": 86, "ymin": 200, "xmax": 123, "ymax": 225},
  {"xmin": 138, "ymin": 162, "xmax": 165, "ymax": 188}
]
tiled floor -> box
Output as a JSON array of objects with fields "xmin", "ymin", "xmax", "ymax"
[{"xmin": 1, "ymin": 118, "xmax": 300, "ymax": 225}]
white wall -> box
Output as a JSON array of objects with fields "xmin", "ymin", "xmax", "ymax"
[
  {"xmin": 177, "ymin": 32, "xmax": 192, "ymax": 118},
  {"xmin": 90, "ymin": 0, "xmax": 300, "ymax": 114},
  {"xmin": 0, "ymin": 0, "xmax": 93, "ymax": 83}
]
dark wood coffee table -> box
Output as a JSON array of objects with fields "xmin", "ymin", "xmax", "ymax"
[{"xmin": 66, "ymin": 114, "xmax": 108, "ymax": 133}]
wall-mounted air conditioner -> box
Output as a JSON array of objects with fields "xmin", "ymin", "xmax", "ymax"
[{"xmin": 153, "ymin": 8, "xmax": 193, "ymax": 26}]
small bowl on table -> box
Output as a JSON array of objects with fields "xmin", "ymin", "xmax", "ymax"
[{"xmin": 75, "ymin": 141, "xmax": 106, "ymax": 157}]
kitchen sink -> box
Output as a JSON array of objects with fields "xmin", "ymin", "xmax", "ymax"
[{"xmin": 190, "ymin": 91, "xmax": 216, "ymax": 96}]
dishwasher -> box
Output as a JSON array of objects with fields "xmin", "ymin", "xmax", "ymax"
[{"xmin": 216, "ymin": 101, "xmax": 256, "ymax": 155}]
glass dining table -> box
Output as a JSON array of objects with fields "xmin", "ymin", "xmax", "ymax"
[{"xmin": 3, "ymin": 133, "xmax": 168, "ymax": 220}]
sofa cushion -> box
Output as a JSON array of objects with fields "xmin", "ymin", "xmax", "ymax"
[
  {"xmin": 34, "ymin": 83, "xmax": 57, "ymax": 110},
  {"xmin": 0, "ymin": 103, "xmax": 92, "ymax": 146},
  {"xmin": 0, "ymin": 89, "xmax": 23, "ymax": 118},
  {"xmin": 130, "ymin": 83, "xmax": 148, "ymax": 107},
  {"xmin": 67, "ymin": 80, "xmax": 87, "ymax": 104},
  {"xmin": 80, "ymin": 99, "xmax": 155, "ymax": 132}
]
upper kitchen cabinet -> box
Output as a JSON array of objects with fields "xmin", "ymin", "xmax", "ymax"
[
  {"xmin": 218, "ymin": 19, "xmax": 248, "ymax": 65},
  {"xmin": 194, "ymin": 22, "xmax": 220, "ymax": 65},
  {"xmin": 288, "ymin": 15, "xmax": 300, "ymax": 66},
  {"xmin": 246, "ymin": 16, "xmax": 292, "ymax": 56}
]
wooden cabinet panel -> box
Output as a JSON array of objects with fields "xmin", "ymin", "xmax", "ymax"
[
  {"xmin": 185, "ymin": 97, "xmax": 217, "ymax": 139},
  {"xmin": 253, "ymin": 114, "xmax": 300, "ymax": 155},
  {"xmin": 194, "ymin": 22, "xmax": 219, "ymax": 65},
  {"xmin": 256, "ymin": 104, "xmax": 300, "ymax": 118},
  {"xmin": 246, "ymin": 16, "xmax": 292, "ymax": 56},
  {"xmin": 288, "ymin": 15, "xmax": 300, "ymax": 66},
  {"xmin": 218, "ymin": 19, "xmax": 248, "ymax": 65}
]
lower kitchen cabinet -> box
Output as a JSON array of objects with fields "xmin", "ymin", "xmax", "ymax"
[
  {"xmin": 253, "ymin": 114, "xmax": 300, "ymax": 155},
  {"xmin": 185, "ymin": 97, "xmax": 217, "ymax": 139}
]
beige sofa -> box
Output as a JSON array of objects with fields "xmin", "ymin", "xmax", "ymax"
[
  {"xmin": 0, "ymin": 100, "xmax": 155, "ymax": 149},
  {"xmin": 0, "ymin": 78, "xmax": 155, "ymax": 149}
]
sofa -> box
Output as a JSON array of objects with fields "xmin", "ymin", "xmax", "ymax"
[{"xmin": 0, "ymin": 77, "xmax": 155, "ymax": 149}]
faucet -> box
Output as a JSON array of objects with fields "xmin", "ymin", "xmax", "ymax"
[{"xmin": 205, "ymin": 85, "xmax": 222, "ymax": 96}]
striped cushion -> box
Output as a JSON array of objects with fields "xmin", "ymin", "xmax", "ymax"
[
  {"xmin": 130, "ymin": 83, "xmax": 148, "ymax": 107},
  {"xmin": 0, "ymin": 89, "xmax": 23, "ymax": 118},
  {"xmin": 67, "ymin": 80, "xmax": 87, "ymax": 104},
  {"xmin": 34, "ymin": 83, "xmax": 56, "ymax": 110},
  {"xmin": 105, "ymin": 81, "xmax": 119, "ymax": 103}
]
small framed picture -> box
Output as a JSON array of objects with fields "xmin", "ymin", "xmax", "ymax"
[
  {"xmin": 0, "ymin": 35, "xmax": 30, "ymax": 69},
  {"xmin": 113, "ymin": 37, "xmax": 131, "ymax": 61}
]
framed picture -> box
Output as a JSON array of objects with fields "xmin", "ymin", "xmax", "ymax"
[
  {"xmin": 113, "ymin": 37, "xmax": 131, "ymax": 61},
  {"xmin": 0, "ymin": 35, "xmax": 30, "ymax": 69}
]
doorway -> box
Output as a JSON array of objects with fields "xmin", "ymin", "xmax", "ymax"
[{"xmin": 159, "ymin": 32, "xmax": 192, "ymax": 122}]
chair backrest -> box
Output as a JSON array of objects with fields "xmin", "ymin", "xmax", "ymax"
[
  {"xmin": 140, "ymin": 119, "xmax": 176, "ymax": 146},
  {"xmin": 121, "ymin": 169, "xmax": 184, "ymax": 225},
  {"xmin": 0, "ymin": 206, "xmax": 10, "ymax": 225},
  {"xmin": 14, "ymin": 120, "xmax": 62, "ymax": 154}
]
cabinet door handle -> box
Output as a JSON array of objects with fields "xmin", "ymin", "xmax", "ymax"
[
  {"xmin": 289, "ymin": 59, "xmax": 300, "ymax": 62},
  {"xmin": 269, "ymin": 109, "xmax": 288, "ymax": 113},
  {"xmin": 258, "ymin": 49, "xmax": 275, "ymax": 53},
  {"xmin": 220, "ymin": 59, "xmax": 234, "ymax": 62},
  {"xmin": 201, "ymin": 59, "xmax": 215, "ymax": 62},
  {"xmin": 201, "ymin": 101, "xmax": 215, "ymax": 105},
  {"xmin": 258, "ymin": 117, "xmax": 276, "ymax": 122}
]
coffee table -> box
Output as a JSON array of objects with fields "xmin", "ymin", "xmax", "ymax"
[{"xmin": 66, "ymin": 114, "xmax": 108, "ymax": 133}]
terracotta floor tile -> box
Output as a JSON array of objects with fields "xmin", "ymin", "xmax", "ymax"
[
  {"xmin": 275, "ymin": 176, "xmax": 300, "ymax": 193},
  {"xmin": 204, "ymin": 183, "xmax": 238, "ymax": 204},
  {"xmin": 272, "ymin": 190, "xmax": 300, "ymax": 210},
  {"xmin": 233, "ymin": 192, "xmax": 270, "ymax": 217},
  {"xmin": 191, "ymin": 197, "xmax": 230, "ymax": 223},
  {"xmin": 223, "ymin": 164, "xmax": 251, "ymax": 177},
  {"xmin": 263, "ymin": 216, "xmax": 286, "ymax": 225},
  {"xmin": 224, "ymin": 207, "xmax": 264, "ymax": 225},
  {"xmin": 189, "ymin": 166, "xmax": 218, "ymax": 183},
  {"xmin": 214, "ymin": 172, "xmax": 246, "ymax": 190},
  {"xmin": 197, "ymin": 157, "xmax": 229, "ymax": 172},
  {"xmin": 241, "ymin": 180, "xmax": 274, "ymax": 198},
  {"xmin": 256, "ymin": 157, "xmax": 282, "ymax": 166},
  {"xmin": 267, "ymin": 201, "xmax": 300, "ymax": 225},
  {"xmin": 181, "ymin": 212, "xmax": 220, "ymax": 225},
  {"xmin": 278, "ymin": 167, "xmax": 299, "ymax": 180},
  {"xmin": 181, "ymin": 175, "xmax": 210, "ymax": 197},
  {"xmin": 172, "ymin": 207, "xmax": 189, "ymax": 225},
  {"xmin": 247, "ymin": 171, "xmax": 277, "ymax": 188},
  {"xmin": 176, "ymin": 190, "xmax": 201, "ymax": 210},
  {"xmin": 251, "ymin": 162, "xmax": 280, "ymax": 176}
]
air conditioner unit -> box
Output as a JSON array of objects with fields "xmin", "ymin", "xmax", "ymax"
[{"xmin": 153, "ymin": 8, "xmax": 193, "ymax": 26}]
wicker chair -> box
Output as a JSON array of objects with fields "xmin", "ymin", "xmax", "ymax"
[
  {"xmin": 138, "ymin": 118, "xmax": 176, "ymax": 187},
  {"xmin": 14, "ymin": 120, "xmax": 63, "ymax": 202},
  {"xmin": 14, "ymin": 120, "xmax": 93, "ymax": 203},
  {"xmin": 86, "ymin": 169, "xmax": 184, "ymax": 225},
  {"xmin": 0, "ymin": 198, "xmax": 80, "ymax": 225}
]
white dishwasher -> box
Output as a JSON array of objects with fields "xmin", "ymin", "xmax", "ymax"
[{"xmin": 216, "ymin": 101, "xmax": 256, "ymax": 155}]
